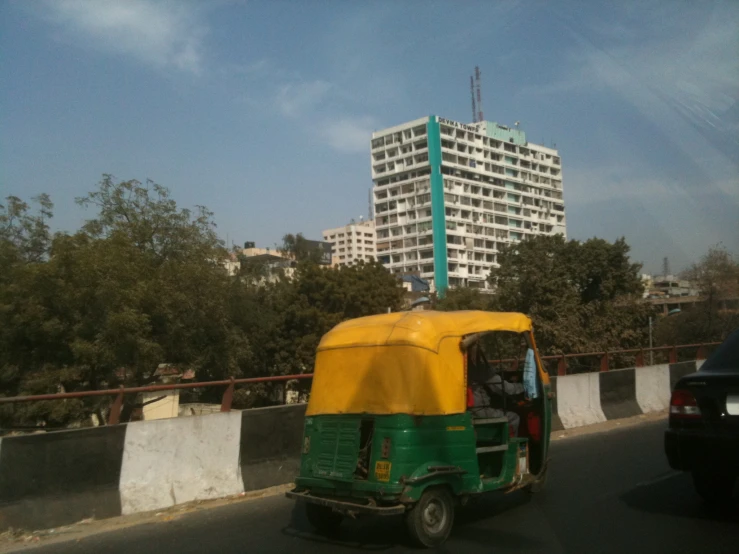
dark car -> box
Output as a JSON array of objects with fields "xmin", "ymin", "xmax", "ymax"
[{"xmin": 665, "ymin": 328, "xmax": 739, "ymax": 503}]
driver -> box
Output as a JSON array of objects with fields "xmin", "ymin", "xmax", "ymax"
[{"xmin": 467, "ymin": 341, "xmax": 525, "ymax": 436}]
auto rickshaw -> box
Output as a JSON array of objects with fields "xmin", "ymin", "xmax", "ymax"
[{"xmin": 286, "ymin": 310, "xmax": 552, "ymax": 547}]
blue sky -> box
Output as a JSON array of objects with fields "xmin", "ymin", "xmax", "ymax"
[{"xmin": 1, "ymin": 0, "xmax": 737, "ymax": 274}]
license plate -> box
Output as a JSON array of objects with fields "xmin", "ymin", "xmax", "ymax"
[
  {"xmin": 375, "ymin": 461, "xmax": 391, "ymax": 482},
  {"xmin": 727, "ymin": 395, "xmax": 739, "ymax": 416}
]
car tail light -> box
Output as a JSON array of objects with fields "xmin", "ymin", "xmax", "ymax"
[
  {"xmin": 467, "ymin": 387, "xmax": 474, "ymax": 408},
  {"xmin": 670, "ymin": 389, "xmax": 701, "ymax": 418}
]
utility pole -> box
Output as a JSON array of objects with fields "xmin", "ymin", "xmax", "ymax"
[{"xmin": 649, "ymin": 316, "xmax": 654, "ymax": 365}]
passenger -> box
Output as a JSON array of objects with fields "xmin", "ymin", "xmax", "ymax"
[{"xmin": 467, "ymin": 342, "xmax": 525, "ymax": 436}]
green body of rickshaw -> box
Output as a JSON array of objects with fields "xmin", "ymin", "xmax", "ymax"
[{"xmin": 287, "ymin": 310, "xmax": 552, "ymax": 547}]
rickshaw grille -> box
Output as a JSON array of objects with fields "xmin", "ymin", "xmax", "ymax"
[{"xmin": 314, "ymin": 418, "xmax": 361, "ymax": 480}]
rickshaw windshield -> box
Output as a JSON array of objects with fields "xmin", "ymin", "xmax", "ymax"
[{"xmin": 305, "ymin": 311, "xmax": 537, "ymax": 417}]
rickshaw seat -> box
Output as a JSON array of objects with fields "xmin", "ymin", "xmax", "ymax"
[
  {"xmin": 472, "ymin": 417, "xmax": 509, "ymax": 425},
  {"xmin": 476, "ymin": 445, "xmax": 508, "ymax": 454}
]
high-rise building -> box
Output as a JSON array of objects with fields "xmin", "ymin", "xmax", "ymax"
[
  {"xmin": 322, "ymin": 219, "xmax": 376, "ymax": 267},
  {"xmin": 371, "ymin": 116, "xmax": 566, "ymax": 293}
]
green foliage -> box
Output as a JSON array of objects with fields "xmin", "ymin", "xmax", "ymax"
[
  {"xmin": 435, "ymin": 287, "xmax": 493, "ymax": 312},
  {"xmin": 438, "ymin": 235, "xmax": 653, "ymax": 356},
  {"xmin": 0, "ymin": 177, "xmax": 249, "ymax": 427},
  {"xmin": 280, "ymin": 232, "xmax": 324, "ymax": 263},
  {"xmin": 655, "ymin": 245, "xmax": 739, "ymax": 345},
  {"xmin": 0, "ymin": 179, "xmax": 405, "ymax": 426}
]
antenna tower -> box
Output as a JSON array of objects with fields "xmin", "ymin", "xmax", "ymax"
[
  {"xmin": 474, "ymin": 66, "xmax": 484, "ymax": 122},
  {"xmin": 470, "ymin": 76, "xmax": 477, "ymax": 123},
  {"xmin": 663, "ymin": 257, "xmax": 670, "ymax": 277}
]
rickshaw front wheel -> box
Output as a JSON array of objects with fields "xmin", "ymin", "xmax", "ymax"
[
  {"xmin": 306, "ymin": 503, "xmax": 343, "ymax": 535},
  {"xmin": 405, "ymin": 487, "xmax": 455, "ymax": 548}
]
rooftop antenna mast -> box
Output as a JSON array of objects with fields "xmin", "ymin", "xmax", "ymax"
[
  {"xmin": 663, "ymin": 257, "xmax": 670, "ymax": 277},
  {"xmin": 475, "ymin": 66, "xmax": 484, "ymax": 123},
  {"xmin": 470, "ymin": 75, "xmax": 477, "ymax": 123}
]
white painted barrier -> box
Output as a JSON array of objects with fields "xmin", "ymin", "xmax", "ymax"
[
  {"xmin": 635, "ymin": 364, "xmax": 671, "ymax": 413},
  {"xmin": 119, "ymin": 411, "xmax": 244, "ymax": 515},
  {"xmin": 556, "ymin": 373, "xmax": 606, "ymax": 429}
]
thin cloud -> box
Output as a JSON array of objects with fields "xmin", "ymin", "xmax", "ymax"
[
  {"xmin": 41, "ymin": 0, "xmax": 207, "ymax": 74},
  {"xmin": 275, "ymin": 80, "xmax": 333, "ymax": 117},
  {"xmin": 322, "ymin": 116, "xmax": 377, "ymax": 153}
]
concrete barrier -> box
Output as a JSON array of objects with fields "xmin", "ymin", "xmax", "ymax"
[
  {"xmin": 635, "ymin": 364, "xmax": 671, "ymax": 413},
  {"xmin": 599, "ymin": 368, "xmax": 642, "ymax": 420},
  {"xmin": 549, "ymin": 377, "xmax": 565, "ymax": 432},
  {"xmin": 119, "ymin": 411, "xmax": 243, "ymax": 515},
  {"xmin": 0, "ymin": 359, "xmax": 705, "ymax": 531},
  {"xmin": 0, "ymin": 425, "xmax": 126, "ymax": 531},
  {"xmin": 555, "ymin": 372, "xmax": 607, "ymax": 429},
  {"xmin": 239, "ymin": 404, "xmax": 306, "ymax": 492}
]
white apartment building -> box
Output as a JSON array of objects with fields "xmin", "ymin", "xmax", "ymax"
[
  {"xmin": 322, "ymin": 219, "xmax": 376, "ymax": 267},
  {"xmin": 371, "ymin": 116, "xmax": 566, "ymax": 293}
]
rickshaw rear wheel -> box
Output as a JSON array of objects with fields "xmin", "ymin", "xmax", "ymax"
[
  {"xmin": 305, "ymin": 503, "xmax": 343, "ymax": 535},
  {"xmin": 405, "ymin": 487, "xmax": 455, "ymax": 548}
]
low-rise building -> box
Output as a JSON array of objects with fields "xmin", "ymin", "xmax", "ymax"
[
  {"xmin": 644, "ymin": 274, "xmax": 699, "ymax": 299},
  {"xmin": 322, "ymin": 219, "xmax": 376, "ymax": 267}
]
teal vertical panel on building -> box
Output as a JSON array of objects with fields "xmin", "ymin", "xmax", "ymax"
[{"xmin": 427, "ymin": 116, "xmax": 449, "ymax": 295}]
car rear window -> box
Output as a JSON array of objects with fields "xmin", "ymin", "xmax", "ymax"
[{"xmin": 701, "ymin": 329, "xmax": 739, "ymax": 372}]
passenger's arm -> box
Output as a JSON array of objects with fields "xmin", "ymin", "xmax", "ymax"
[{"xmin": 486, "ymin": 374, "xmax": 525, "ymax": 396}]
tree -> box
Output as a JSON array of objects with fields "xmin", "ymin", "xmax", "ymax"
[
  {"xmin": 436, "ymin": 287, "xmax": 494, "ymax": 311},
  {"xmin": 279, "ymin": 233, "xmax": 325, "ymax": 263},
  {"xmin": 682, "ymin": 244, "xmax": 739, "ymax": 314},
  {"xmin": 0, "ymin": 177, "xmax": 251, "ymax": 428},
  {"xmin": 656, "ymin": 245, "xmax": 739, "ymax": 345},
  {"xmin": 488, "ymin": 235, "xmax": 653, "ymax": 355}
]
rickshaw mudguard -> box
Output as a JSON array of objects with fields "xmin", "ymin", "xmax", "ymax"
[{"xmin": 397, "ymin": 460, "xmax": 477, "ymax": 503}]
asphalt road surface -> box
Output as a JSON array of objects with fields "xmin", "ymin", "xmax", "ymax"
[{"xmin": 22, "ymin": 420, "xmax": 739, "ymax": 554}]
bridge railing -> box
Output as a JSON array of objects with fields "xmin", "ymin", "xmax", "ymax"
[{"xmin": 0, "ymin": 341, "xmax": 720, "ymax": 425}]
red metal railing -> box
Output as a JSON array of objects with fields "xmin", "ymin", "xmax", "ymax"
[{"xmin": 0, "ymin": 342, "xmax": 719, "ymax": 425}]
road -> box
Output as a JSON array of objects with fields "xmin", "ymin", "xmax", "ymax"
[{"xmin": 18, "ymin": 420, "xmax": 739, "ymax": 554}]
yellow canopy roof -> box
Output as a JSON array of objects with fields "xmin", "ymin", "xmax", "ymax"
[
  {"xmin": 307, "ymin": 311, "xmax": 534, "ymax": 416},
  {"xmin": 317, "ymin": 310, "xmax": 533, "ymax": 354}
]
